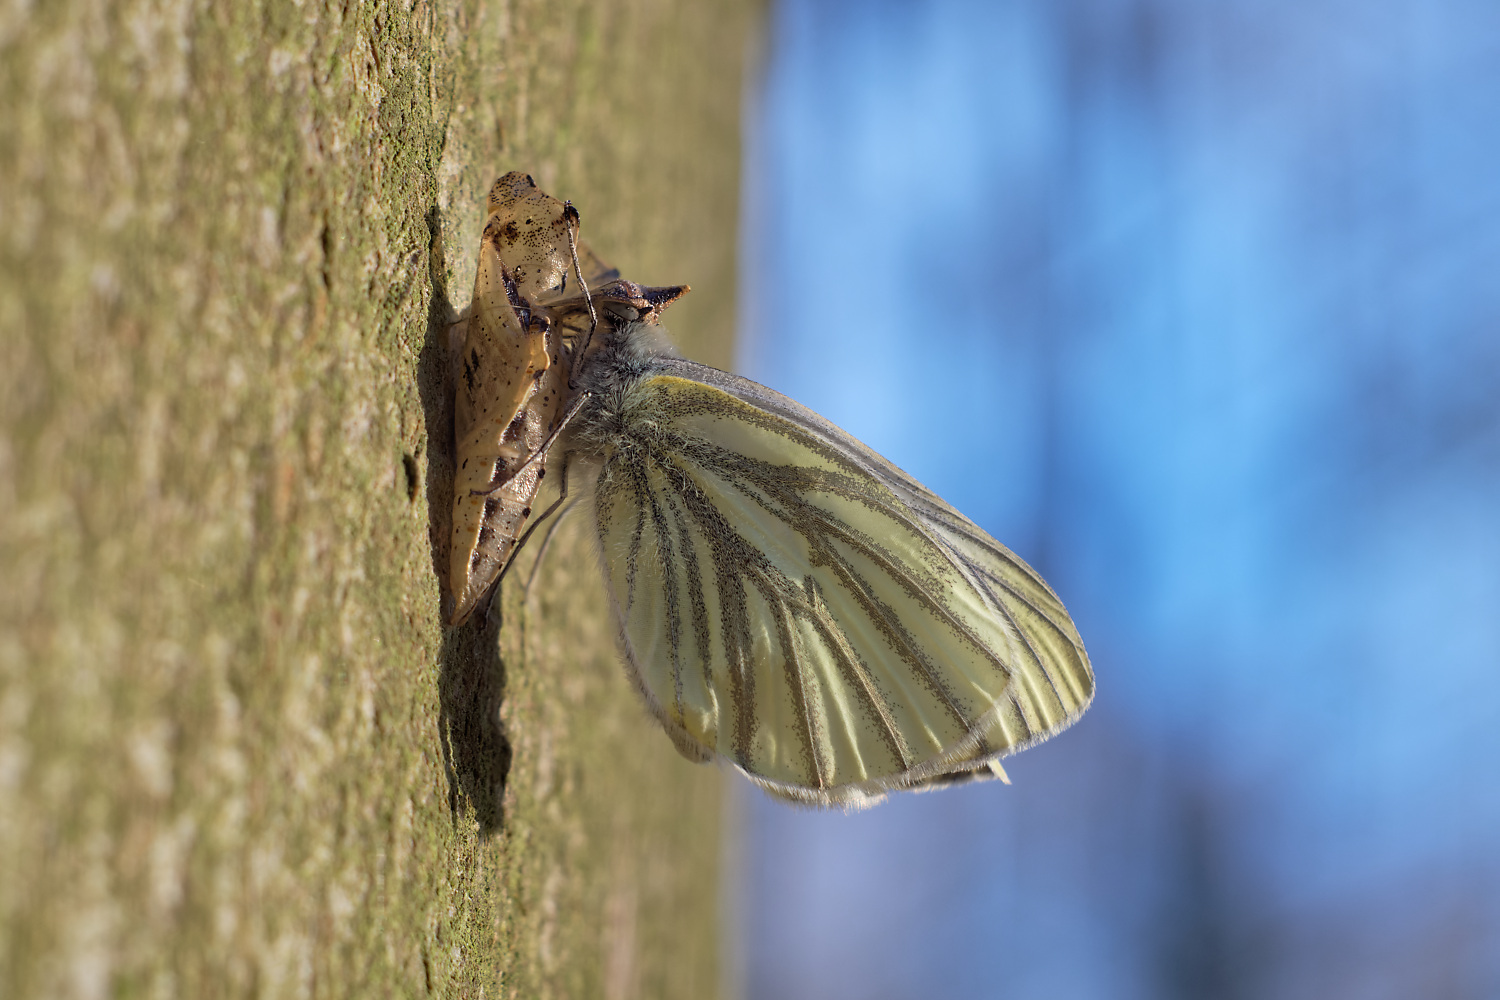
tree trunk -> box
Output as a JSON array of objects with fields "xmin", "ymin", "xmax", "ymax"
[{"xmin": 0, "ymin": 1, "xmax": 757, "ymax": 996}]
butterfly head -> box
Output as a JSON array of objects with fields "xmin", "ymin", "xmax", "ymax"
[{"xmin": 590, "ymin": 279, "xmax": 690, "ymax": 324}]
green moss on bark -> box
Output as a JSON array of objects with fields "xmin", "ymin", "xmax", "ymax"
[{"xmin": 0, "ymin": 1, "xmax": 758, "ymax": 996}]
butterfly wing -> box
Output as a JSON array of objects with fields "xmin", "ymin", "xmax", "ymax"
[{"xmin": 588, "ymin": 360, "xmax": 1093, "ymax": 807}]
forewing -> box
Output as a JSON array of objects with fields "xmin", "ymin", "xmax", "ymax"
[{"xmin": 592, "ymin": 369, "xmax": 1092, "ymax": 807}]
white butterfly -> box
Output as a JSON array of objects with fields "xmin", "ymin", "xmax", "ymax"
[{"xmin": 454, "ymin": 176, "xmax": 1094, "ymax": 807}]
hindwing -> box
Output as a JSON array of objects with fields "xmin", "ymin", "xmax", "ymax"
[{"xmin": 589, "ymin": 363, "xmax": 1094, "ymax": 806}]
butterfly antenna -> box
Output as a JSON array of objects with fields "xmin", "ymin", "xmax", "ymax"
[{"xmin": 563, "ymin": 202, "xmax": 597, "ymax": 390}]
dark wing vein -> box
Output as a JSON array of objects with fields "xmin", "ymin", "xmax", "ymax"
[
  {"xmin": 793, "ymin": 574, "xmax": 913, "ymax": 771},
  {"xmin": 700, "ymin": 442, "xmax": 994, "ymax": 728},
  {"xmin": 759, "ymin": 571, "xmax": 826, "ymax": 788},
  {"xmin": 656, "ymin": 439, "xmax": 916, "ymax": 778},
  {"xmin": 639, "ymin": 456, "xmax": 685, "ymax": 718},
  {"xmin": 623, "ymin": 463, "xmax": 650, "ymax": 616},
  {"xmin": 663, "ymin": 485, "xmax": 714, "ymax": 694}
]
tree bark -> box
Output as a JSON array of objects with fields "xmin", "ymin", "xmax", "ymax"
[{"xmin": 0, "ymin": 1, "xmax": 758, "ymax": 996}]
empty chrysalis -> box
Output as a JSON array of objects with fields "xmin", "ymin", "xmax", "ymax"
[
  {"xmin": 447, "ymin": 172, "xmax": 683, "ymax": 626},
  {"xmin": 450, "ymin": 174, "xmax": 1094, "ymax": 807}
]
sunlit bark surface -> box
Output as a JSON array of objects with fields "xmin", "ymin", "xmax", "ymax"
[{"xmin": 0, "ymin": 1, "xmax": 756, "ymax": 996}]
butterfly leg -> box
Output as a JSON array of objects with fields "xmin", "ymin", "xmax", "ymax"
[
  {"xmin": 495, "ymin": 450, "xmax": 575, "ymax": 599},
  {"xmin": 477, "ymin": 569, "xmax": 503, "ymax": 632},
  {"xmin": 469, "ymin": 392, "xmax": 591, "ymax": 498},
  {"xmin": 521, "ymin": 494, "xmax": 582, "ymax": 601}
]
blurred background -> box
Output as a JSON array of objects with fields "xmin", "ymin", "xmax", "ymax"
[{"xmin": 732, "ymin": 1, "xmax": 1500, "ymax": 997}]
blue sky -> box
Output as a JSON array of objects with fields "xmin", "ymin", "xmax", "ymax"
[{"xmin": 735, "ymin": 2, "xmax": 1500, "ymax": 996}]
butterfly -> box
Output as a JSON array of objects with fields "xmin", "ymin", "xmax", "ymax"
[{"xmin": 450, "ymin": 175, "xmax": 1094, "ymax": 807}]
